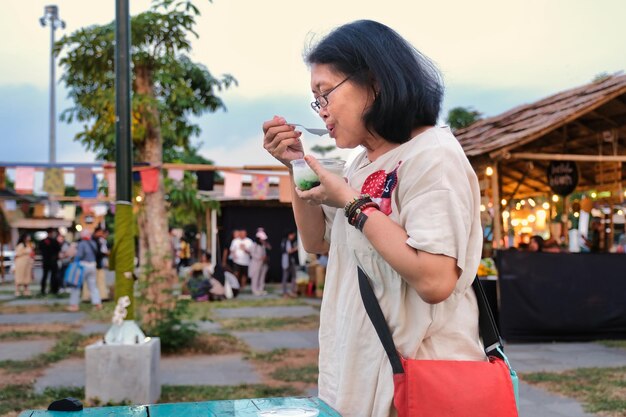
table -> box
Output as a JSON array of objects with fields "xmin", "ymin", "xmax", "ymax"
[{"xmin": 19, "ymin": 396, "xmax": 342, "ymax": 417}]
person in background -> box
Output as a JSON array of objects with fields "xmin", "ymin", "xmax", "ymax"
[
  {"xmin": 222, "ymin": 229, "xmax": 237, "ymax": 269},
  {"xmin": 67, "ymin": 230, "xmax": 101, "ymax": 312},
  {"xmin": 249, "ymin": 229, "xmax": 270, "ymax": 296},
  {"xmin": 13, "ymin": 234, "xmax": 34, "ymax": 297},
  {"xmin": 57, "ymin": 233, "xmax": 74, "ymax": 292},
  {"xmin": 229, "ymin": 229, "xmax": 253, "ymax": 288},
  {"xmin": 542, "ymin": 238, "xmax": 563, "ymax": 253},
  {"xmin": 613, "ymin": 234, "xmax": 626, "ymax": 253},
  {"xmin": 280, "ymin": 230, "xmax": 299, "ymax": 298},
  {"xmin": 262, "ymin": 20, "xmax": 484, "ymax": 416},
  {"xmin": 83, "ymin": 227, "xmax": 110, "ymax": 302},
  {"xmin": 39, "ymin": 228, "xmax": 61, "ymax": 296},
  {"xmin": 177, "ymin": 236, "xmax": 192, "ymax": 273},
  {"xmin": 528, "ymin": 235, "xmax": 545, "ymax": 252}
]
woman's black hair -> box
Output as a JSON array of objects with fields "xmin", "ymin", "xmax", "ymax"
[
  {"xmin": 530, "ymin": 235, "xmax": 545, "ymax": 252},
  {"xmin": 17, "ymin": 233, "xmax": 29, "ymax": 245},
  {"xmin": 305, "ymin": 19, "xmax": 443, "ymax": 144}
]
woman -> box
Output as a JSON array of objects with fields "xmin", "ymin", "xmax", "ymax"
[
  {"xmin": 280, "ymin": 230, "xmax": 299, "ymax": 298},
  {"xmin": 67, "ymin": 230, "xmax": 102, "ymax": 312},
  {"xmin": 262, "ymin": 20, "xmax": 484, "ymax": 417},
  {"xmin": 13, "ymin": 234, "xmax": 34, "ymax": 297},
  {"xmin": 248, "ymin": 229, "xmax": 270, "ymax": 296}
]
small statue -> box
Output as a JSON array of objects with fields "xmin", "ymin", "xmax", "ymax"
[
  {"xmin": 104, "ymin": 296, "xmax": 146, "ymax": 345},
  {"xmin": 112, "ymin": 296, "xmax": 131, "ymax": 325}
]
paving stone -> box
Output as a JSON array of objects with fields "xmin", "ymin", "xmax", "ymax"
[
  {"xmin": 0, "ymin": 339, "xmax": 56, "ymax": 361},
  {"xmin": 78, "ymin": 322, "xmax": 112, "ymax": 336},
  {"xmin": 0, "ymin": 312, "xmax": 86, "ymax": 325},
  {"xmin": 5, "ymin": 297, "xmax": 68, "ymax": 306},
  {"xmin": 193, "ymin": 320, "xmax": 223, "ymax": 333},
  {"xmin": 213, "ymin": 306, "xmax": 319, "ymax": 319},
  {"xmin": 160, "ymin": 354, "xmax": 261, "ymax": 385},
  {"xmin": 34, "ymin": 358, "xmax": 85, "ymax": 394},
  {"xmin": 506, "ymin": 342, "xmax": 626, "ymax": 373},
  {"xmin": 233, "ymin": 330, "xmax": 319, "ymax": 352},
  {"xmin": 518, "ymin": 381, "xmax": 597, "ymax": 417},
  {"xmin": 0, "ymin": 294, "xmax": 14, "ymax": 301},
  {"xmin": 34, "ymin": 354, "xmax": 261, "ymax": 392}
]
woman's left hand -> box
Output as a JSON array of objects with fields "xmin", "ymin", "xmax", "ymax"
[{"xmin": 295, "ymin": 155, "xmax": 359, "ymax": 208}]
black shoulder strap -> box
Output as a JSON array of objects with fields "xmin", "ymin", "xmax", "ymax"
[{"xmin": 357, "ymin": 266, "xmax": 505, "ymax": 375}]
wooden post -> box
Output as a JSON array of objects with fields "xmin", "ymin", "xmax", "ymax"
[{"xmin": 491, "ymin": 162, "xmax": 502, "ymax": 249}]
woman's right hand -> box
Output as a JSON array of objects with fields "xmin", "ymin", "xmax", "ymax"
[{"xmin": 262, "ymin": 116, "xmax": 304, "ymax": 168}]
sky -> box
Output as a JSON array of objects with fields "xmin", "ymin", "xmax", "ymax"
[{"xmin": 0, "ymin": 0, "xmax": 625, "ymax": 172}]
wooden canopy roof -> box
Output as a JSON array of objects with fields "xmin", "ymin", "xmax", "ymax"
[{"xmin": 455, "ymin": 73, "xmax": 626, "ymax": 199}]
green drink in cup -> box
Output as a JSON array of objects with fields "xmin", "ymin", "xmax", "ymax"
[{"xmin": 291, "ymin": 158, "xmax": 346, "ymax": 191}]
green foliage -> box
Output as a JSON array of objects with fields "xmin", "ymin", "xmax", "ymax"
[
  {"xmin": 55, "ymin": 0, "xmax": 237, "ymax": 162},
  {"xmin": 271, "ymin": 364, "xmax": 319, "ymax": 384},
  {"xmin": 310, "ymin": 145, "xmax": 337, "ymax": 157},
  {"xmin": 165, "ymin": 145, "xmax": 220, "ymax": 229},
  {"xmin": 159, "ymin": 384, "xmax": 301, "ymax": 403},
  {"xmin": 245, "ymin": 348, "xmax": 288, "ymax": 362},
  {"xmin": 522, "ymin": 367, "xmax": 626, "ymax": 415},
  {"xmin": 0, "ymin": 332, "xmax": 86, "ymax": 372},
  {"xmin": 217, "ymin": 315, "xmax": 320, "ymax": 332},
  {"xmin": 0, "ymin": 384, "xmax": 84, "ymax": 415},
  {"xmin": 136, "ymin": 261, "xmax": 199, "ymax": 353},
  {"xmin": 446, "ymin": 106, "xmax": 482, "ymax": 130}
]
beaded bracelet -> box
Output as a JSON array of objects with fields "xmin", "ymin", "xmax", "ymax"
[
  {"xmin": 348, "ymin": 201, "xmax": 380, "ymax": 225},
  {"xmin": 346, "ymin": 197, "xmax": 377, "ymax": 221},
  {"xmin": 344, "ymin": 194, "xmax": 370, "ymax": 217}
]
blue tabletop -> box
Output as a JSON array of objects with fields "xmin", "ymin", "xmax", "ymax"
[{"xmin": 19, "ymin": 396, "xmax": 341, "ymax": 417}]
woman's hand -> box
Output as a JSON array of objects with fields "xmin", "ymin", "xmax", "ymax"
[
  {"xmin": 262, "ymin": 116, "xmax": 304, "ymax": 168},
  {"xmin": 295, "ymin": 155, "xmax": 359, "ymax": 208}
]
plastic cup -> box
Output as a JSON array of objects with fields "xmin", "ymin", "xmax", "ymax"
[{"xmin": 290, "ymin": 158, "xmax": 346, "ymax": 191}]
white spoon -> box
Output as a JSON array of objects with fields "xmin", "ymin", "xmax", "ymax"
[{"xmin": 290, "ymin": 123, "xmax": 329, "ymax": 136}]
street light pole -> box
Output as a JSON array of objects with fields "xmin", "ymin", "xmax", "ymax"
[{"xmin": 40, "ymin": 5, "xmax": 65, "ymax": 164}]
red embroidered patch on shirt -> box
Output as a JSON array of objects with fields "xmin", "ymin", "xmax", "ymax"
[{"xmin": 360, "ymin": 162, "xmax": 401, "ymax": 215}]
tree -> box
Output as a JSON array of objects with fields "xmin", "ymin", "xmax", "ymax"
[
  {"xmin": 446, "ymin": 106, "xmax": 482, "ymax": 131},
  {"xmin": 56, "ymin": 0, "xmax": 236, "ymax": 326},
  {"xmin": 165, "ymin": 145, "xmax": 219, "ymax": 257},
  {"xmin": 310, "ymin": 145, "xmax": 336, "ymax": 158}
]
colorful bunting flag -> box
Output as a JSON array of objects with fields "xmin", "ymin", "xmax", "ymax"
[
  {"xmin": 251, "ymin": 175, "xmax": 269, "ymax": 200},
  {"xmin": 196, "ymin": 171, "xmax": 214, "ymax": 191},
  {"xmin": 78, "ymin": 174, "xmax": 98, "ymax": 198},
  {"xmin": 43, "ymin": 168, "xmax": 65, "ymax": 196},
  {"xmin": 15, "ymin": 167, "xmax": 35, "ymax": 194},
  {"xmin": 168, "ymin": 169, "xmax": 184, "ymax": 182},
  {"xmin": 223, "ymin": 172, "xmax": 242, "ymax": 198},
  {"xmin": 75, "ymin": 167, "xmax": 94, "ymax": 190},
  {"xmin": 140, "ymin": 168, "xmax": 160, "ymax": 193}
]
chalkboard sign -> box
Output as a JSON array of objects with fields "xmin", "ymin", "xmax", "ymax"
[{"xmin": 547, "ymin": 161, "xmax": 578, "ymax": 196}]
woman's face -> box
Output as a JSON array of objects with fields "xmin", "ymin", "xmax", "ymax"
[{"xmin": 310, "ymin": 63, "xmax": 375, "ymax": 149}]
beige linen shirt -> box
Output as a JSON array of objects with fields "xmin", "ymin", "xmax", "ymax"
[{"xmin": 317, "ymin": 126, "xmax": 485, "ymax": 417}]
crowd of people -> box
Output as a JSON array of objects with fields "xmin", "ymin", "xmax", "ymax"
[
  {"xmin": 11, "ymin": 227, "xmax": 110, "ymax": 313},
  {"xmin": 171, "ymin": 226, "xmax": 310, "ymax": 301}
]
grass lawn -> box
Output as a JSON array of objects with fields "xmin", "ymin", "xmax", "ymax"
[
  {"xmin": 520, "ymin": 339, "xmax": 626, "ymax": 416},
  {"xmin": 522, "ymin": 367, "xmax": 626, "ymax": 416}
]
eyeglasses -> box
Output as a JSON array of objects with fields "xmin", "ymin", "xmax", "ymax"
[{"xmin": 310, "ymin": 76, "xmax": 351, "ymax": 113}]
